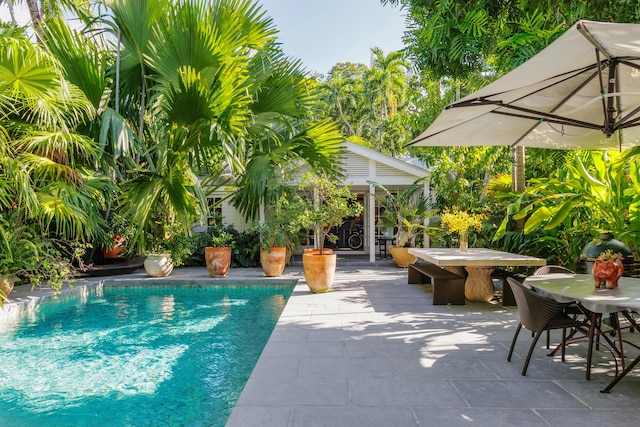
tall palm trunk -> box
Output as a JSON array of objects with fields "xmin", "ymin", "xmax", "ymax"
[
  {"xmin": 137, "ymin": 68, "xmax": 145, "ymax": 164},
  {"xmin": 5, "ymin": 0, "xmax": 18, "ymax": 25},
  {"xmin": 25, "ymin": 0, "xmax": 44, "ymax": 41},
  {"xmin": 336, "ymin": 99, "xmax": 355, "ymax": 136},
  {"xmin": 513, "ymin": 146, "xmax": 526, "ymax": 231}
]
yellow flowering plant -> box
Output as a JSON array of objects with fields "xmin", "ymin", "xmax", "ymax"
[{"xmin": 440, "ymin": 208, "xmax": 486, "ymax": 237}]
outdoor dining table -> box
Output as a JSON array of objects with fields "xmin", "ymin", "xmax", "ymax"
[
  {"xmin": 524, "ymin": 273, "xmax": 640, "ymax": 392},
  {"xmin": 408, "ymin": 248, "xmax": 546, "ymax": 302}
]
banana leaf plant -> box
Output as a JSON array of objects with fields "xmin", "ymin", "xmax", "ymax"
[{"xmin": 494, "ymin": 150, "xmax": 640, "ymax": 256}]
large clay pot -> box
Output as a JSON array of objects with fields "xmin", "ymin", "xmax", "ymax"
[
  {"xmin": 593, "ymin": 259, "xmax": 624, "ymax": 288},
  {"xmin": 104, "ymin": 235, "xmax": 127, "ymax": 259},
  {"xmin": 104, "ymin": 246, "xmax": 127, "ymax": 259},
  {"xmin": 304, "ymin": 248, "xmax": 333, "ymax": 255},
  {"xmin": 205, "ymin": 246, "xmax": 231, "ymax": 277},
  {"xmin": 0, "ymin": 274, "xmax": 18, "ymax": 299},
  {"xmin": 389, "ymin": 246, "xmax": 417, "ymax": 268},
  {"xmin": 302, "ymin": 251, "xmax": 337, "ymax": 293},
  {"xmin": 260, "ymin": 246, "xmax": 287, "ymax": 277},
  {"xmin": 144, "ymin": 254, "xmax": 173, "ymax": 277}
]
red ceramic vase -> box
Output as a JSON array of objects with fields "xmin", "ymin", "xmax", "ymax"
[{"xmin": 592, "ymin": 259, "xmax": 624, "ymax": 289}]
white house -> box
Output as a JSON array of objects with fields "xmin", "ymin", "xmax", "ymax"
[{"xmin": 204, "ymin": 142, "xmax": 430, "ymax": 263}]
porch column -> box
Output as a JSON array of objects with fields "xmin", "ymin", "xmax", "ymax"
[
  {"xmin": 369, "ymin": 183, "xmax": 376, "ymax": 262},
  {"xmin": 423, "ymin": 180, "xmax": 430, "ymax": 248}
]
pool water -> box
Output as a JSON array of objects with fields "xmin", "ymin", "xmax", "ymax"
[{"xmin": 0, "ymin": 283, "xmax": 294, "ymax": 426}]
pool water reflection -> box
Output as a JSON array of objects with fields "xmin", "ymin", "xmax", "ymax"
[{"xmin": 0, "ymin": 283, "xmax": 293, "ymax": 426}]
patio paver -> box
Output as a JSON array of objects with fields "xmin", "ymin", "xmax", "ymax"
[{"xmin": 226, "ymin": 262, "xmax": 640, "ymax": 427}]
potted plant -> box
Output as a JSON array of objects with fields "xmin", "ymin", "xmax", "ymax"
[
  {"xmin": 205, "ymin": 223, "xmax": 235, "ymax": 277},
  {"xmin": 297, "ymin": 173, "xmax": 363, "ymax": 292},
  {"xmin": 103, "ymin": 213, "xmax": 133, "ymax": 261},
  {"xmin": 440, "ymin": 208, "xmax": 487, "ymax": 253},
  {"xmin": 253, "ymin": 190, "xmax": 306, "ymax": 277},
  {"xmin": 369, "ymin": 178, "xmax": 438, "ymax": 267},
  {"xmin": 143, "ymin": 221, "xmax": 192, "ymax": 277},
  {"xmin": 253, "ymin": 222, "xmax": 288, "ymax": 277}
]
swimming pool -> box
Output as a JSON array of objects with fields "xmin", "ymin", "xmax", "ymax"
[{"xmin": 0, "ymin": 282, "xmax": 294, "ymax": 426}]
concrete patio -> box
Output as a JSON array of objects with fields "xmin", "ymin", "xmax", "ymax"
[{"xmin": 225, "ymin": 261, "xmax": 640, "ymax": 427}]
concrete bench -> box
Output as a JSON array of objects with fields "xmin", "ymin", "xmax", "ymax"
[{"xmin": 408, "ymin": 263, "xmax": 466, "ymax": 305}]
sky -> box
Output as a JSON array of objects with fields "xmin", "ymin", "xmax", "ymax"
[
  {"xmin": 257, "ymin": 0, "xmax": 408, "ymax": 75},
  {"xmin": 0, "ymin": 1, "xmax": 408, "ymax": 76}
]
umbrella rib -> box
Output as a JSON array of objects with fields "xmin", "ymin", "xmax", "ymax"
[
  {"xmin": 619, "ymin": 59, "xmax": 640, "ymax": 71},
  {"xmin": 616, "ymin": 112, "xmax": 640, "ymax": 130},
  {"xmin": 474, "ymin": 102, "xmax": 603, "ymax": 130},
  {"xmin": 451, "ymin": 66, "xmax": 597, "ymax": 109},
  {"xmin": 577, "ymin": 21, "xmax": 612, "ymax": 59},
  {"xmin": 595, "ymin": 50, "xmax": 610, "ymax": 134}
]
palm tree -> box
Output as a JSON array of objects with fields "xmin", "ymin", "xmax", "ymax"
[
  {"xmin": 230, "ymin": 49, "xmax": 346, "ymax": 221},
  {"xmin": 0, "ymin": 25, "xmax": 112, "ymax": 242},
  {"xmin": 104, "ymin": 0, "xmax": 342, "ymax": 252},
  {"xmin": 366, "ymin": 47, "xmax": 408, "ymax": 122},
  {"xmin": 323, "ymin": 67, "xmax": 362, "ymax": 136},
  {"xmin": 105, "ymin": 0, "xmax": 271, "ymax": 252}
]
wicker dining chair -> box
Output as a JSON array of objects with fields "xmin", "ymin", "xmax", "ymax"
[
  {"xmin": 533, "ymin": 265, "xmax": 575, "ymax": 275},
  {"xmin": 533, "ymin": 265, "xmax": 578, "ymax": 348},
  {"xmin": 507, "ymin": 277, "xmax": 586, "ymax": 376}
]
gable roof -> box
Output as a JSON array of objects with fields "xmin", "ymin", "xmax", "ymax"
[{"xmin": 339, "ymin": 141, "xmax": 429, "ymax": 187}]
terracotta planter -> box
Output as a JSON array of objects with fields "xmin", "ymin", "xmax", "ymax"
[
  {"xmin": 302, "ymin": 252, "xmax": 337, "ymax": 293},
  {"xmin": 0, "ymin": 274, "xmax": 18, "ymax": 299},
  {"xmin": 593, "ymin": 259, "xmax": 624, "ymax": 288},
  {"xmin": 144, "ymin": 254, "xmax": 173, "ymax": 277},
  {"xmin": 389, "ymin": 246, "xmax": 417, "ymax": 268},
  {"xmin": 104, "ymin": 235, "xmax": 127, "ymax": 259},
  {"xmin": 104, "ymin": 246, "xmax": 127, "ymax": 259},
  {"xmin": 304, "ymin": 248, "xmax": 333, "ymax": 255},
  {"xmin": 260, "ymin": 246, "xmax": 287, "ymax": 277},
  {"xmin": 205, "ymin": 246, "xmax": 231, "ymax": 277}
]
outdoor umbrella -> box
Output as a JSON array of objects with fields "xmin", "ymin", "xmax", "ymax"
[{"xmin": 407, "ymin": 20, "xmax": 640, "ymax": 150}]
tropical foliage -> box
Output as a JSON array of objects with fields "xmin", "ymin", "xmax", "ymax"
[
  {"xmin": 369, "ymin": 178, "xmax": 438, "ymax": 248},
  {"xmin": 380, "ymin": 0, "xmax": 640, "ymax": 263},
  {"xmin": 0, "ymin": 24, "xmax": 112, "ymax": 243},
  {"xmin": 5, "ymin": 0, "xmax": 640, "ymax": 292},
  {"xmin": 0, "ymin": 0, "xmax": 348, "ymax": 292},
  {"xmin": 383, "ymin": 0, "xmax": 640, "ymax": 84},
  {"xmin": 296, "ymin": 173, "xmax": 363, "ymax": 254},
  {"xmin": 488, "ymin": 150, "xmax": 640, "ymax": 263},
  {"xmin": 318, "ymin": 49, "xmax": 417, "ymax": 157}
]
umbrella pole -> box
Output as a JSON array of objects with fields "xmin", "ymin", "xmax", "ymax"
[{"xmin": 513, "ymin": 146, "xmax": 526, "ymax": 232}]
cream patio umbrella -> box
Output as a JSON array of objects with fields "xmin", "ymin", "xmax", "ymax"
[{"xmin": 407, "ymin": 20, "xmax": 640, "ymax": 151}]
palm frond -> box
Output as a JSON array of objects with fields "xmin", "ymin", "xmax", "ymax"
[
  {"xmin": 41, "ymin": 17, "xmax": 110, "ymax": 108},
  {"xmin": 18, "ymin": 131, "xmax": 100, "ymax": 167}
]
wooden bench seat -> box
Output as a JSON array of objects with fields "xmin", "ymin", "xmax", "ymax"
[
  {"xmin": 491, "ymin": 268, "xmax": 527, "ymax": 306},
  {"xmin": 408, "ymin": 263, "xmax": 466, "ymax": 305}
]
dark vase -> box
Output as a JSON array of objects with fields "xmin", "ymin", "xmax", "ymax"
[
  {"xmin": 580, "ymin": 232, "xmax": 634, "ymax": 274},
  {"xmin": 581, "ymin": 233, "xmax": 633, "ymax": 261}
]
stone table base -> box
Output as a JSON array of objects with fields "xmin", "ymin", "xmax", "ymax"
[{"xmin": 464, "ymin": 266, "xmax": 495, "ymax": 302}]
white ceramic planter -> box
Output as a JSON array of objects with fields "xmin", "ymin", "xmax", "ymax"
[{"xmin": 143, "ymin": 254, "xmax": 174, "ymax": 277}]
